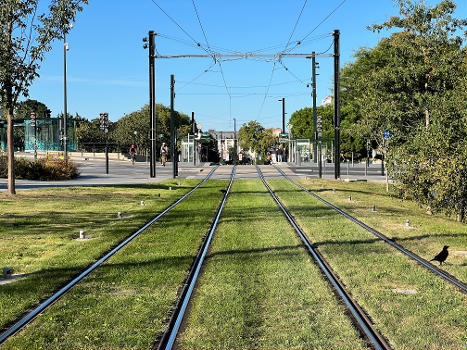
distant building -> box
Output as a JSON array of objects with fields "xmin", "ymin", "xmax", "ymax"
[
  {"xmin": 321, "ymin": 95, "xmax": 332, "ymax": 106},
  {"xmin": 208, "ymin": 129, "xmax": 237, "ymax": 156},
  {"xmin": 271, "ymin": 128, "xmax": 282, "ymax": 137}
]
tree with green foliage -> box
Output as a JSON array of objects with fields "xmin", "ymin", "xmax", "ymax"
[
  {"xmin": 347, "ymin": 0, "xmax": 466, "ymax": 220},
  {"xmin": 112, "ymin": 104, "xmax": 190, "ymax": 158},
  {"xmin": 0, "ymin": 0, "xmax": 87, "ymax": 194},
  {"xmin": 15, "ymin": 99, "xmax": 51, "ymax": 119},
  {"xmin": 238, "ymin": 121, "xmax": 278, "ymax": 162}
]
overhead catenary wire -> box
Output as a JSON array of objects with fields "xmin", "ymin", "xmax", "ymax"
[
  {"xmin": 282, "ymin": 0, "xmax": 308, "ymax": 52},
  {"xmin": 285, "ymin": 0, "xmax": 347, "ymax": 53}
]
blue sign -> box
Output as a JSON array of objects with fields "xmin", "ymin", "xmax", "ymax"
[{"xmin": 383, "ymin": 130, "xmax": 393, "ymax": 139}]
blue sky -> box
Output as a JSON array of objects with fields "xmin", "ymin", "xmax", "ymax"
[{"xmin": 27, "ymin": 0, "xmax": 466, "ymax": 131}]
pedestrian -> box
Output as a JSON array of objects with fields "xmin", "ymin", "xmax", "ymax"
[
  {"xmin": 129, "ymin": 144, "xmax": 137, "ymax": 165},
  {"xmin": 160, "ymin": 142, "xmax": 168, "ymax": 167},
  {"xmin": 277, "ymin": 147, "xmax": 283, "ymax": 162}
]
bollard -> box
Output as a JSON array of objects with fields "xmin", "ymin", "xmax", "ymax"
[
  {"xmin": 117, "ymin": 212, "xmax": 122, "ymax": 219},
  {"xmin": 79, "ymin": 230, "xmax": 85, "ymax": 239},
  {"xmin": 371, "ymin": 205, "xmax": 377, "ymax": 212},
  {"xmin": 348, "ymin": 195, "xmax": 352, "ymax": 201},
  {"xmin": 2, "ymin": 266, "xmax": 12, "ymax": 279},
  {"xmin": 406, "ymin": 219, "xmax": 411, "ymax": 227},
  {"xmin": 141, "ymin": 201, "xmax": 145, "ymax": 206},
  {"xmin": 169, "ymin": 187, "xmax": 172, "ymax": 191}
]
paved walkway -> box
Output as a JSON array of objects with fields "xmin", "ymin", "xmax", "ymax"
[{"xmin": 0, "ymin": 159, "xmax": 390, "ymax": 192}]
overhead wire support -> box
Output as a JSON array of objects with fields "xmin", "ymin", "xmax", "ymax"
[{"xmin": 154, "ymin": 53, "xmax": 331, "ymax": 59}]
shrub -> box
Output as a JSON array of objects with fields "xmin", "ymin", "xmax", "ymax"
[{"xmin": 0, "ymin": 155, "xmax": 80, "ymax": 180}]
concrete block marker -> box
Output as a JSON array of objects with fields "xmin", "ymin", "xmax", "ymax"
[
  {"xmin": 79, "ymin": 230, "xmax": 85, "ymax": 239},
  {"xmin": 371, "ymin": 205, "xmax": 377, "ymax": 212},
  {"xmin": 406, "ymin": 219, "xmax": 411, "ymax": 227},
  {"xmin": 141, "ymin": 200, "xmax": 145, "ymax": 206},
  {"xmin": 392, "ymin": 288, "xmax": 418, "ymax": 295},
  {"xmin": 348, "ymin": 195, "xmax": 352, "ymax": 202},
  {"xmin": 117, "ymin": 212, "xmax": 122, "ymax": 219}
]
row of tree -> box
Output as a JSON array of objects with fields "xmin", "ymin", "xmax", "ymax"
[{"xmin": 285, "ymin": 0, "xmax": 466, "ymax": 221}]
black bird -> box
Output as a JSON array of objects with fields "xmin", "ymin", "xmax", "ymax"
[{"xmin": 430, "ymin": 245, "xmax": 449, "ymax": 265}]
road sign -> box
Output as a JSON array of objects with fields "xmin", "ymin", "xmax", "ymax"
[{"xmin": 279, "ymin": 133, "xmax": 289, "ymax": 138}]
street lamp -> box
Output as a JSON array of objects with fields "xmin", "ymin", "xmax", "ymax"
[{"xmin": 63, "ymin": 23, "xmax": 73, "ymax": 162}]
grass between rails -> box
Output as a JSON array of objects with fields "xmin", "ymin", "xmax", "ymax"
[
  {"xmin": 0, "ymin": 180, "xmax": 198, "ymax": 331},
  {"xmin": 2, "ymin": 180, "xmax": 228, "ymax": 350},
  {"xmin": 268, "ymin": 179, "xmax": 467, "ymax": 350},
  {"xmin": 298, "ymin": 178, "xmax": 467, "ymax": 283},
  {"xmin": 176, "ymin": 180, "xmax": 369, "ymax": 350}
]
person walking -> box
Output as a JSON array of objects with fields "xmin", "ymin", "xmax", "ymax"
[
  {"xmin": 129, "ymin": 144, "xmax": 137, "ymax": 165},
  {"xmin": 277, "ymin": 147, "xmax": 283, "ymax": 162},
  {"xmin": 160, "ymin": 142, "xmax": 168, "ymax": 167}
]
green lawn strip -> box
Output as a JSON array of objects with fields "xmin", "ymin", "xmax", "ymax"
[
  {"xmin": 0, "ymin": 180, "xmax": 198, "ymax": 330},
  {"xmin": 2, "ymin": 180, "xmax": 228, "ymax": 350},
  {"xmin": 297, "ymin": 178, "xmax": 467, "ymax": 283},
  {"xmin": 268, "ymin": 179, "xmax": 467, "ymax": 350},
  {"xmin": 176, "ymin": 180, "xmax": 369, "ymax": 350}
]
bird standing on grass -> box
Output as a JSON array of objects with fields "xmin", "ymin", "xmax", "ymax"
[{"xmin": 430, "ymin": 246, "xmax": 449, "ymax": 265}]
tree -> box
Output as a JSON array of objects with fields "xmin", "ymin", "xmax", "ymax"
[
  {"xmin": 0, "ymin": 0, "xmax": 87, "ymax": 194},
  {"xmin": 238, "ymin": 120, "xmax": 265, "ymax": 154},
  {"xmin": 15, "ymin": 99, "xmax": 51, "ymax": 119},
  {"xmin": 346, "ymin": 0, "xmax": 466, "ymax": 220},
  {"xmin": 237, "ymin": 121, "xmax": 278, "ymax": 162},
  {"xmin": 111, "ymin": 104, "xmax": 190, "ymax": 157}
]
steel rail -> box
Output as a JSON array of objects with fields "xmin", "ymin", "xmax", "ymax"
[
  {"xmin": 257, "ymin": 166, "xmax": 391, "ymax": 350},
  {"xmin": 157, "ymin": 166, "xmax": 237, "ymax": 350},
  {"xmin": 0, "ymin": 166, "xmax": 219, "ymax": 345},
  {"xmin": 273, "ymin": 165, "xmax": 467, "ymax": 294}
]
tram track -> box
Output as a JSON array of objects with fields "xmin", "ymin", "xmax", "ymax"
[
  {"xmin": 256, "ymin": 165, "xmax": 392, "ymax": 350},
  {"xmin": 273, "ymin": 165, "xmax": 467, "ymax": 294},
  {"xmin": 156, "ymin": 166, "xmax": 236, "ymax": 350},
  {"xmin": 0, "ymin": 166, "xmax": 219, "ymax": 345}
]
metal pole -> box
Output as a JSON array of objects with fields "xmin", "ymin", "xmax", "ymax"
[
  {"xmin": 105, "ymin": 136, "xmax": 109, "ymax": 174},
  {"xmin": 282, "ymin": 98, "xmax": 286, "ymax": 134},
  {"xmin": 381, "ymin": 138, "xmax": 385, "ymax": 176},
  {"xmin": 312, "ymin": 52, "xmax": 317, "ymax": 164},
  {"xmin": 333, "ymin": 29, "xmax": 340, "ymax": 179},
  {"xmin": 365, "ymin": 138, "xmax": 369, "ymax": 177},
  {"xmin": 170, "ymin": 74, "xmax": 176, "ymax": 178},
  {"xmin": 233, "ymin": 117, "xmax": 237, "ymax": 162},
  {"xmin": 191, "ymin": 112, "xmax": 195, "ymax": 134},
  {"xmin": 34, "ymin": 119, "xmax": 37, "ymax": 161},
  {"xmin": 149, "ymin": 30, "xmax": 156, "ymax": 178},
  {"xmin": 63, "ymin": 34, "xmax": 68, "ymax": 162},
  {"xmin": 318, "ymin": 140, "xmax": 322, "ymax": 179}
]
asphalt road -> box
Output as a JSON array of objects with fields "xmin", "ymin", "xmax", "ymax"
[{"xmin": 0, "ymin": 159, "xmax": 388, "ymax": 192}]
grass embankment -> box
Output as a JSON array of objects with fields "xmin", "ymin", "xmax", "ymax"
[
  {"xmin": 0, "ymin": 180, "xmax": 198, "ymax": 331},
  {"xmin": 268, "ymin": 179, "xmax": 467, "ymax": 350},
  {"xmin": 176, "ymin": 180, "xmax": 368, "ymax": 350},
  {"xmin": 2, "ymin": 180, "xmax": 228, "ymax": 350},
  {"xmin": 298, "ymin": 178, "xmax": 467, "ymax": 283}
]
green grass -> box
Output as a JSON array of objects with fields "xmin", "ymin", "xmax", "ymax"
[
  {"xmin": 2, "ymin": 180, "xmax": 228, "ymax": 350},
  {"xmin": 176, "ymin": 180, "xmax": 369, "ymax": 350},
  {"xmin": 298, "ymin": 178, "xmax": 467, "ymax": 283},
  {"xmin": 0, "ymin": 180, "xmax": 198, "ymax": 331},
  {"xmin": 268, "ymin": 178, "xmax": 467, "ymax": 350}
]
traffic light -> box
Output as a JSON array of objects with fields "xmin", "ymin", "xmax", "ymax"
[
  {"xmin": 317, "ymin": 116, "xmax": 322, "ymax": 139},
  {"xmin": 100, "ymin": 113, "xmax": 109, "ymax": 133},
  {"xmin": 30, "ymin": 112, "xmax": 36, "ymax": 127}
]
